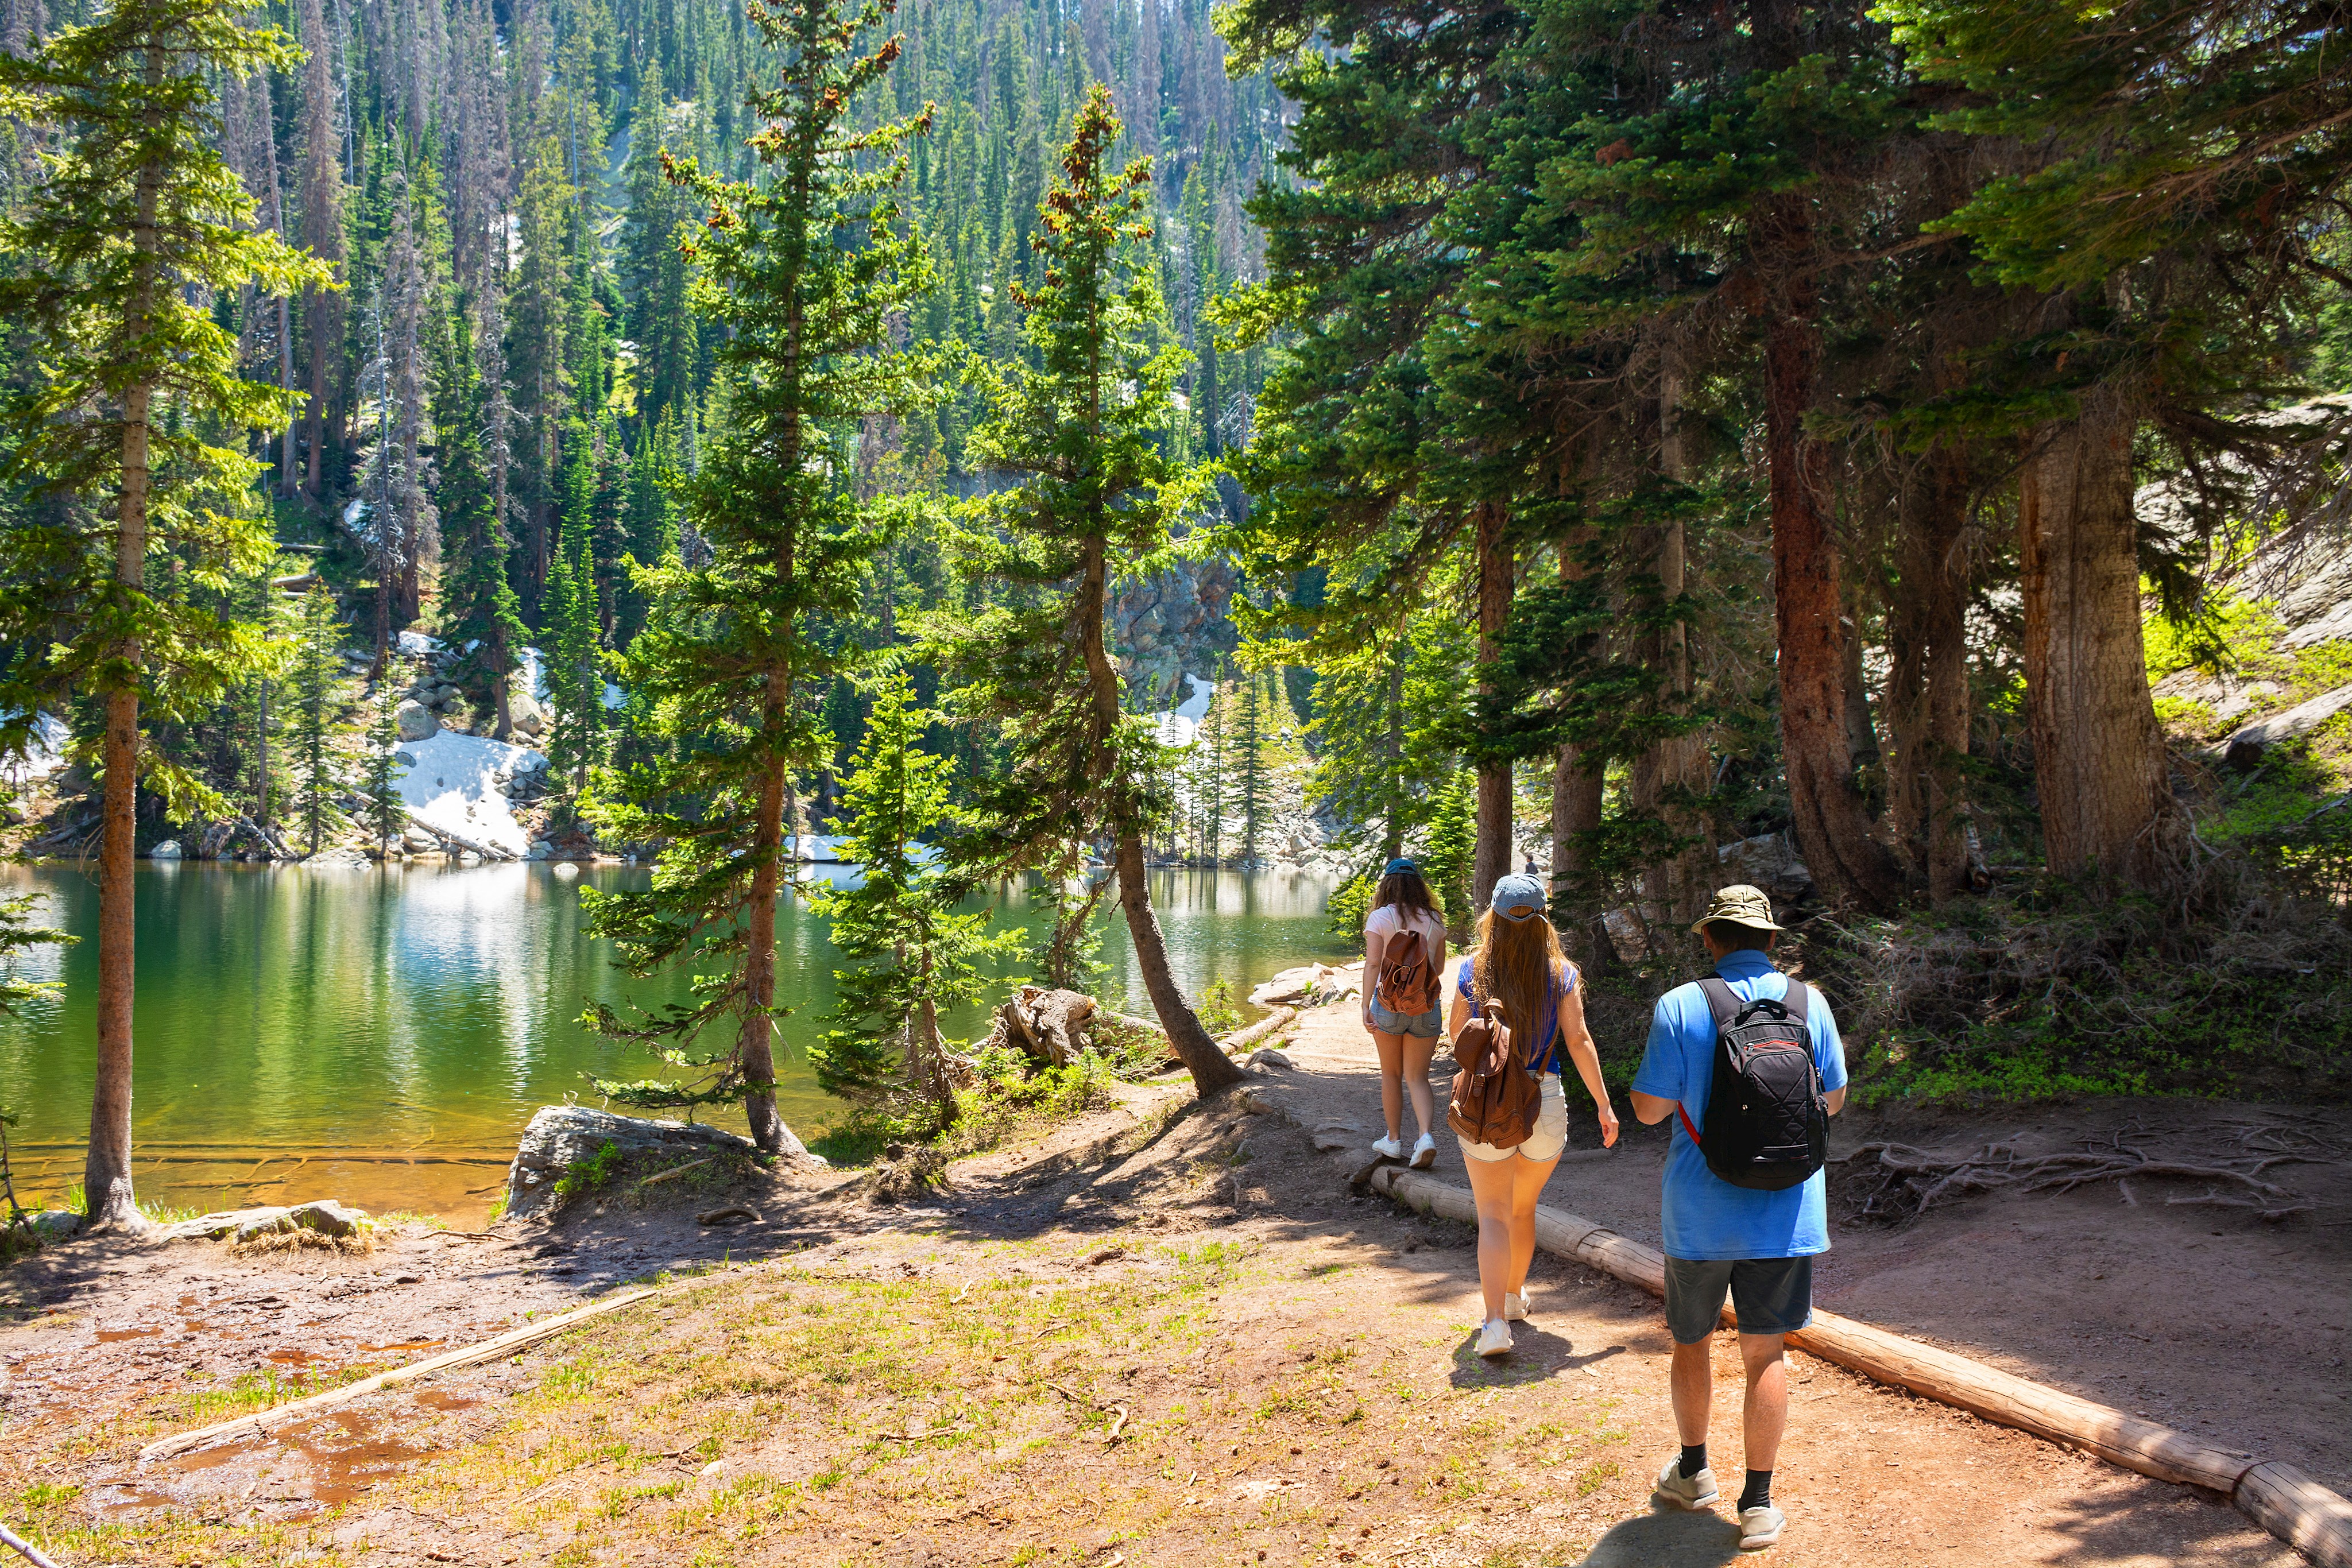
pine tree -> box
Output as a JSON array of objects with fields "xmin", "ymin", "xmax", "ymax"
[
  {"xmin": 932, "ymin": 86, "xmax": 1241, "ymax": 1097},
  {"xmin": 1235, "ymin": 668, "xmax": 1266, "ymax": 866},
  {"xmin": 364, "ymin": 668, "xmax": 405, "ymax": 849},
  {"xmin": 581, "ymin": 0, "xmax": 931, "ymax": 1155},
  {"xmin": 0, "ymin": 0, "xmax": 330, "ymax": 1229},
  {"xmin": 1422, "ymin": 769, "xmax": 1476, "ymax": 944},
  {"xmin": 809, "ymin": 671, "xmax": 1021, "ymax": 1118},
  {"xmin": 544, "ymin": 517, "xmax": 602, "ymax": 821},
  {"xmin": 286, "ymin": 585, "xmax": 347, "ymax": 855},
  {"xmin": 434, "ymin": 305, "xmax": 528, "ymax": 740}
]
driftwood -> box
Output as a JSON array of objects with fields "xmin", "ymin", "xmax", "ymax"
[
  {"xmin": 1220, "ymin": 1008, "xmax": 1297, "ymax": 1054},
  {"xmin": 0, "ymin": 1521, "xmax": 61, "ymax": 1568},
  {"xmin": 402, "ymin": 818, "xmax": 517, "ymax": 862},
  {"xmin": 138, "ymin": 1277, "xmax": 718, "ymax": 1460},
  {"xmin": 1365, "ymin": 1163, "xmax": 2352, "ymax": 1568}
]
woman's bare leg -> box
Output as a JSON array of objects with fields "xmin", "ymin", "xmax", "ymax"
[
  {"xmin": 1464, "ymin": 1152, "xmax": 1517, "ymax": 1323},
  {"xmin": 1371, "ymin": 1029, "xmax": 1407, "ymax": 1140},
  {"xmin": 1506, "ymin": 1153, "xmax": 1560, "ymax": 1298},
  {"xmin": 1403, "ymin": 1032, "xmax": 1438, "ymax": 1139}
]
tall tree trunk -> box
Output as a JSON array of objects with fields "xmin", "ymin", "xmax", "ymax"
[
  {"xmin": 1471, "ymin": 501, "xmax": 1514, "ymax": 913},
  {"xmin": 738, "ymin": 745, "xmax": 804, "ymax": 1156},
  {"xmin": 1380, "ymin": 629, "xmax": 1406, "ymax": 861},
  {"xmin": 1549, "ymin": 531, "xmax": 1610, "ymax": 971},
  {"xmin": 2018, "ymin": 384, "xmax": 2177, "ymax": 886},
  {"xmin": 1883, "ymin": 440, "xmax": 1974, "ymax": 902},
  {"xmin": 1756, "ymin": 194, "xmax": 1905, "ymax": 913},
  {"xmin": 1631, "ymin": 344, "xmax": 1711, "ymax": 926},
  {"xmin": 491, "ymin": 620, "xmax": 513, "ymax": 742},
  {"xmin": 1080, "ymin": 534, "xmax": 1241, "ymax": 1095},
  {"xmin": 86, "ymin": 145, "xmax": 165, "ymax": 1233}
]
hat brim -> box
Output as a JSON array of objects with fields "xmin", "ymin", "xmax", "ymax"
[{"xmin": 1692, "ymin": 913, "xmax": 1786, "ymax": 934}]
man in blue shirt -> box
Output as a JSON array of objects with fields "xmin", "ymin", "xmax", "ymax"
[{"xmin": 1628, "ymin": 885, "xmax": 1847, "ymax": 1552}]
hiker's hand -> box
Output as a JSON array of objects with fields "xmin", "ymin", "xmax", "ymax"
[{"xmin": 1597, "ymin": 1101, "xmax": 1620, "ymax": 1148}]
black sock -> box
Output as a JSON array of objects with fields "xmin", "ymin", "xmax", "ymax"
[
  {"xmin": 1678, "ymin": 1443, "xmax": 1707, "ymax": 1480},
  {"xmin": 1739, "ymin": 1469, "xmax": 1773, "ymax": 1511}
]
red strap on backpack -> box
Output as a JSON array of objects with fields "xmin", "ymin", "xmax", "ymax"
[{"xmin": 1676, "ymin": 1103, "xmax": 1702, "ymax": 1146}]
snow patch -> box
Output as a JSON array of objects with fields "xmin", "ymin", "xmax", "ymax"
[
  {"xmin": 389, "ymin": 728, "xmax": 547, "ymax": 855},
  {"xmin": 1150, "ymin": 671, "xmax": 1214, "ymax": 749},
  {"xmin": 4, "ymin": 711, "xmax": 71, "ymax": 786},
  {"xmin": 517, "ymin": 645, "xmax": 550, "ymax": 703}
]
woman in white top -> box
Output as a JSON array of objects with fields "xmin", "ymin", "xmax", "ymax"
[
  {"xmin": 1361, "ymin": 857, "xmax": 1448, "ymax": 1168},
  {"xmin": 1449, "ymin": 874, "xmax": 1619, "ymax": 1357}
]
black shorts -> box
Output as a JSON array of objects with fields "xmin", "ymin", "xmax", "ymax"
[{"xmin": 1663, "ymin": 1255, "xmax": 1814, "ymax": 1344}]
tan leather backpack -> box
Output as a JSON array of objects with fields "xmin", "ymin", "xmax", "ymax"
[
  {"xmin": 1446, "ymin": 998, "xmax": 1540, "ymax": 1150},
  {"xmin": 1377, "ymin": 926, "xmax": 1439, "ymax": 1015}
]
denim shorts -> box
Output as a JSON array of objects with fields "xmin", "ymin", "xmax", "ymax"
[
  {"xmin": 1663, "ymin": 1255, "xmax": 1815, "ymax": 1343},
  {"xmin": 1366, "ymin": 996, "xmax": 1442, "ymax": 1038}
]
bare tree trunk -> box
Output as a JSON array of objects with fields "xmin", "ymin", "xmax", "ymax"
[
  {"xmin": 1472, "ymin": 501, "xmax": 1514, "ymax": 912},
  {"xmin": 737, "ymin": 747, "xmax": 802, "ymax": 1155},
  {"xmin": 86, "ymin": 142, "xmax": 165, "ymax": 1234},
  {"xmin": 1078, "ymin": 534, "xmax": 1240, "ymax": 1095},
  {"xmin": 1883, "ymin": 440, "xmax": 1974, "ymax": 902},
  {"xmin": 1631, "ymin": 346, "xmax": 1711, "ymax": 926},
  {"xmin": 1380, "ymin": 631, "xmax": 1406, "ymax": 861},
  {"xmin": 2018, "ymin": 385, "xmax": 2178, "ymax": 886},
  {"xmin": 1757, "ymin": 193, "xmax": 1905, "ymax": 914}
]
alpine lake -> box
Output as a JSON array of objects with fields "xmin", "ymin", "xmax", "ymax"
[{"xmin": 0, "ymin": 861, "xmax": 1349, "ymax": 1224}]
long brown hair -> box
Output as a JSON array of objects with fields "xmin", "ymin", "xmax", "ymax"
[
  {"xmin": 1372, "ymin": 868, "xmax": 1436, "ymax": 920},
  {"xmin": 1469, "ymin": 908, "xmax": 1570, "ymax": 1040}
]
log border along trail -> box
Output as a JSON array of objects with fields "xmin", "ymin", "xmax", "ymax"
[{"xmin": 1243, "ymin": 968, "xmax": 2352, "ymax": 1567}]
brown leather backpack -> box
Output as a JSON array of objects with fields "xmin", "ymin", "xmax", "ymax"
[
  {"xmin": 1446, "ymin": 998, "xmax": 1540, "ymax": 1150},
  {"xmin": 1377, "ymin": 926, "xmax": 1439, "ymax": 1016}
]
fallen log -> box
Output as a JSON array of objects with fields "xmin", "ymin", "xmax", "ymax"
[
  {"xmin": 0, "ymin": 1520, "xmax": 62, "ymax": 1568},
  {"xmin": 1364, "ymin": 1163, "xmax": 2352, "ymax": 1567},
  {"xmin": 140, "ymin": 1275, "xmax": 725, "ymax": 1461},
  {"xmin": 1220, "ymin": 1008, "xmax": 1298, "ymax": 1055},
  {"xmin": 404, "ymin": 818, "xmax": 517, "ymax": 862}
]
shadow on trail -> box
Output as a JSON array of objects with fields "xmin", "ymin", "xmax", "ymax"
[
  {"xmin": 1446, "ymin": 1330, "xmax": 1627, "ymax": 1389},
  {"xmin": 1564, "ymin": 1509, "xmax": 1742, "ymax": 1567}
]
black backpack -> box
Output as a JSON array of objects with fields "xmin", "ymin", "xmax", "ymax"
[{"xmin": 1673, "ymin": 978, "xmax": 1828, "ymax": 1192}]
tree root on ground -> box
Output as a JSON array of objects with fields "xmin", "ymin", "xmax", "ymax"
[{"xmin": 1837, "ymin": 1119, "xmax": 2337, "ymax": 1225}]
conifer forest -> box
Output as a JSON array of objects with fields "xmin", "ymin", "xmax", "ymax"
[{"xmin": 0, "ymin": 0, "xmax": 2349, "ymax": 1229}]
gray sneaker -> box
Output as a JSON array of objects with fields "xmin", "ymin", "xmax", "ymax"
[
  {"xmin": 1652, "ymin": 1456, "xmax": 1720, "ymax": 1511},
  {"xmin": 1738, "ymin": 1503, "xmax": 1785, "ymax": 1549}
]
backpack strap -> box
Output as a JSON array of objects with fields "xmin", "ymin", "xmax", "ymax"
[
  {"xmin": 1778, "ymin": 979, "xmax": 1809, "ymax": 1028},
  {"xmin": 1696, "ymin": 977, "xmax": 1744, "ymax": 1032}
]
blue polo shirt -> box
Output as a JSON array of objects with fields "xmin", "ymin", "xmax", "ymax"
[{"xmin": 1631, "ymin": 949, "xmax": 1847, "ymax": 1262}]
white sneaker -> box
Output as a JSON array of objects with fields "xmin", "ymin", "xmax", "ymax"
[
  {"xmin": 1410, "ymin": 1133, "xmax": 1436, "ymax": 1168},
  {"xmin": 1476, "ymin": 1319, "xmax": 1512, "ymax": 1357},
  {"xmin": 1503, "ymin": 1291, "xmax": 1529, "ymax": 1321},
  {"xmin": 1371, "ymin": 1135, "xmax": 1403, "ymax": 1160},
  {"xmin": 1738, "ymin": 1503, "xmax": 1785, "ymax": 1549},
  {"xmin": 1653, "ymin": 1455, "xmax": 1721, "ymax": 1511}
]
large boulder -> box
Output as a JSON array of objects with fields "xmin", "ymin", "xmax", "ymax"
[
  {"xmin": 504, "ymin": 1106, "xmax": 763, "ymax": 1222},
  {"xmin": 394, "ymin": 699, "xmax": 438, "ymax": 742},
  {"xmin": 2222, "ymin": 682, "xmax": 2352, "ymax": 770},
  {"xmin": 149, "ymin": 839, "xmax": 181, "ymax": 860},
  {"xmin": 508, "ymin": 690, "xmax": 548, "ymax": 738}
]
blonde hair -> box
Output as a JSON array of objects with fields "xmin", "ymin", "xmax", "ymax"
[{"xmin": 1469, "ymin": 908, "xmax": 1572, "ymax": 1039}]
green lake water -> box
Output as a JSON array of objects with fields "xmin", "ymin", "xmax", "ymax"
[{"xmin": 0, "ymin": 862, "xmax": 1349, "ymax": 1223}]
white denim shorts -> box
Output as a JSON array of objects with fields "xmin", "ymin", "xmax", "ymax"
[{"xmin": 1459, "ymin": 1073, "xmax": 1568, "ymax": 1163}]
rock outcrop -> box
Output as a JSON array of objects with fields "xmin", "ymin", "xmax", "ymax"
[
  {"xmin": 157, "ymin": 1198, "xmax": 370, "ymax": 1243},
  {"xmin": 394, "ymin": 699, "xmax": 439, "ymax": 742},
  {"xmin": 504, "ymin": 1105, "xmax": 760, "ymax": 1222}
]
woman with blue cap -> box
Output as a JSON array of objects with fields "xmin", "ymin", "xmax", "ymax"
[
  {"xmin": 1360, "ymin": 857, "xmax": 1448, "ymax": 1168},
  {"xmin": 1448, "ymin": 873, "xmax": 1619, "ymax": 1357}
]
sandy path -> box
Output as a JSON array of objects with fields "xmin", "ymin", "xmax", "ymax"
[{"xmin": 1267, "ymin": 995, "xmax": 2351, "ymax": 1492}]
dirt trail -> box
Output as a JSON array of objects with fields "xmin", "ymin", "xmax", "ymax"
[
  {"xmin": 1271, "ymin": 994, "xmax": 2352, "ymax": 1493},
  {"xmin": 0, "ymin": 1046, "xmax": 2328, "ymax": 1567}
]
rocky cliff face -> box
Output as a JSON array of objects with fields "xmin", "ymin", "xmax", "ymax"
[{"xmin": 1111, "ymin": 559, "xmax": 1240, "ymax": 701}]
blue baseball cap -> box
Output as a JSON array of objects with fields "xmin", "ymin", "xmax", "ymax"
[
  {"xmin": 1382, "ymin": 857, "xmax": 1418, "ymax": 877},
  {"xmin": 1490, "ymin": 873, "xmax": 1546, "ymax": 921}
]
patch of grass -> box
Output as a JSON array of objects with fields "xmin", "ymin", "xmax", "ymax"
[{"xmin": 551, "ymin": 1140, "xmax": 625, "ymax": 1206}]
